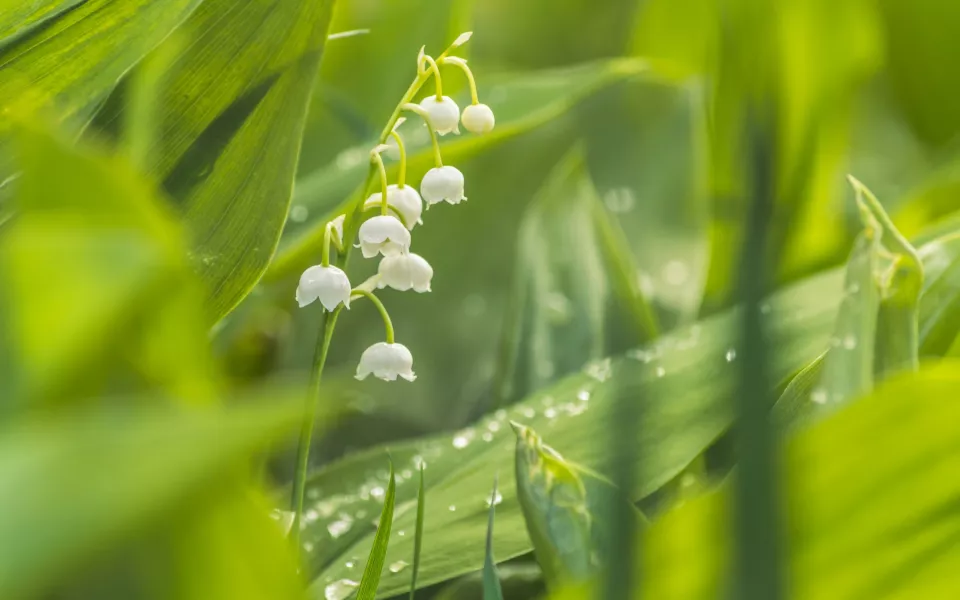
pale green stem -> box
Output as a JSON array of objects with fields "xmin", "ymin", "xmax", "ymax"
[
  {"xmin": 402, "ymin": 103, "xmax": 443, "ymax": 168},
  {"xmin": 391, "ymin": 130, "xmax": 407, "ymax": 188},
  {"xmin": 352, "ymin": 289, "xmax": 395, "ymax": 343},
  {"xmin": 440, "ymin": 57, "xmax": 479, "ymax": 104},
  {"xmin": 321, "ymin": 223, "xmax": 332, "ymax": 267},
  {"xmin": 421, "ymin": 54, "xmax": 443, "ymax": 99}
]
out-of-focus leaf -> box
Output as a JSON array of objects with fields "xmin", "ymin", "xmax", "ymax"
[
  {"xmin": 0, "ymin": 0, "xmax": 201, "ymax": 135},
  {"xmin": 513, "ymin": 422, "xmax": 593, "ymax": 587},
  {"xmin": 268, "ymin": 58, "xmax": 649, "ymax": 280},
  {"xmin": 89, "ymin": 0, "xmax": 335, "ymax": 322},
  {"xmin": 355, "ymin": 463, "xmax": 396, "ymax": 600},
  {"xmin": 0, "ymin": 125, "xmax": 214, "ymax": 406},
  {"xmin": 878, "ymin": 0, "xmax": 960, "ymax": 147},
  {"xmin": 494, "ymin": 150, "xmax": 656, "ymax": 406},
  {"xmin": 642, "ymin": 364, "xmax": 960, "ymax": 599},
  {"xmin": 917, "ymin": 234, "xmax": 960, "ymax": 356},
  {"xmin": 0, "ymin": 399, "xmax": 303, "ymax": 599},
  {"xmin": 303, "ymin": 263, "xmax": 846, "ymax": 595},
  {"xmin": 482, "ymin": 477, "xmax": 505, "ymax": 600}
]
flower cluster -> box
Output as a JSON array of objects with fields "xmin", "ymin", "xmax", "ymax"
[{"xmin": 296, "ymin": 32, "xmax": 495, "ymax": 382}]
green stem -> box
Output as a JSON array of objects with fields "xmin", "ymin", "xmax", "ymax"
[
  {"xmin": 402, "ymin": 103, "xmax": 443, "ymax": 167},
  {"xmin": 440, "ymin": 57, "xmax": 479, "ymax": 104},
  {"xmin": 391, "ymin": 130, "xmax": 407, "ymax": 188},
  {"xmin": 352, "ymin": 289, "xmax": 395, "ymax": 343},
  {"xmin": 422, "ymin": 54, "xmax": 443, "ymax": 99},
  {"xmin": 372, "ymin": 151, "xmax": 389, "ymax": 216},
  {"xmin": 289, "ymin": 307, "xmax": 342, "ymax": 551},
  {"xmin": 321, "ymin": 223, "xmax": 332, "ymax": 267}
]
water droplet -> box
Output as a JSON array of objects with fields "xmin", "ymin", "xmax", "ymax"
[
  {"xmin": 655, "ymin": 366, "xmax": 666, "ymax": 378},
  {"xmin": 604, "ymin": 187, "xmax": 636, "ymax": 213},
  {"xmin": 482, "ymin": 432, "xmax": 494, "ymax": 442},
  {"xmin": 725, "ymin": 348, "xmax": 737, "ymax": 362},
  {"xmin": 662, "ymin": 260, "xmax": 690, "ymax": 286},
  {"xmin": 327, "ymin": 514, "xmax": 354, "ymax": 539},
  {"xmin": 345, "ymin": 560, "xmax": 355, "ymax": 569},
  {"xmin": 289, "ymin": 204, "xmax": 309, "ymax": 223},
  {"xmin": 847, "ymin": 282, "xmax": 860, "ymax": 295},
  {"xmin": 544, "ymin": 408, "xmax": 557, "ymax": 419},
  {"xmin": 371, "ymin": 486, "xmax": 385, "ymax": 500},
  {"xmin": 397, "ymin": 530, "xmax": 406, "ymax": 537},
  {"xmin": 521, "ymin": 406, "xmax": 536, "ymax": 418},
  {"xmin": 843, "ymin": 335, "xmax": 857, "ymax": 350},
  {"xmin": 452, "ymin": 435, "xmax": 469, "ymax": 449},
  {"xmin": 304, "ymin": 509, "xmax": 319, "ymax": 523},
  {"xmin": 576, "ymin": 389, "xmax": 591, "ymax": 402},
  {"xmin": 324, "ymin": 579, "xmax": 359, "ymax": 600},
  {"xmin": 303, "ymin": 542, "xmax": 315, "ymax": 552},
  {"xmin": 811, "ymin": 388, "xmax": 828, "ymax": 405},
  {"xmin": 584, "ymin": 357, "xmax": 613, "ymax": 382},
  {"xmin": 486, "ymin": 491, "xmax": 504, "ymax": 507},
  {"xmin": 448, "ymin": 505, "xmax": 457, "ymax": 512},
  {"xmin": 487, "ymin": 420, "xmax": 501, "ymax": 432},
  {"xmin": 388, "ymin": 560, "xmax": 409, "ymax": 574},
  {"xmin": 760, "ymin": 303, "xmax": 772, "ymax": 314}
]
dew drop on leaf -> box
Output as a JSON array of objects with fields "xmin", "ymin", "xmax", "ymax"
[
  {"xmin": 324, "ymin": 579, "xmax": 359, "ymax": 600},
  {"xmin": 725, "ymin": 348, "xmax": 737, "ymax": 362},
  {"xmin": 843, "ymin": 335, "xmax": 858, "ymax": 350},
  {"xmin": 448, "ymin": 505, "xmax": 457, "ymax": 512},
  {"xmin": 388, "ymin": 560, "xmax": 409, "ymax": 573},
  {"xmin": 576, "ymin": 389, "xmax": 591, "ymax": 402},
  {"xmin": 486, "ymin": 491, "xmax": 504, "ymax": 507},
  {"xmin": 655, "ymin": 366, "xmax": 666, "ymax": 378}
]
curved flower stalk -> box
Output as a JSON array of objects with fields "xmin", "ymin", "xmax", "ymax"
[{"xmin": 288, "ymin": 32, "xmax": 495, "ymax": 553}]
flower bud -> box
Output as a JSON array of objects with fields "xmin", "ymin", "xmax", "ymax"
[
  {"xmin": 461, "ymin": 103, "xmax": 495, "ymax": 134},
  {"xmin": 419, "ymin": 95, "xmax": 460, "ymax": 135},
  {"xmin": 420, "ymin": 166, "xmax": 466, "ymax": 205}
]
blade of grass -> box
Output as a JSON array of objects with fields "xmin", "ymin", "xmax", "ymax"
[
  {"xmin": 409, "ymin": 463, "xmax": 425, "ymax": 600},
  {"xmin": 356, "ymin": 460, "xmax": 397, "ymax": 600},
  {"xmin": 483, "ymin": 476, "xmax": 505, "ymax": 600}
]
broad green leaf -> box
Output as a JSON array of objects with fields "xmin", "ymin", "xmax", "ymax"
[
  {"xmin": 355, "ymin": 463, "xmax": 396, "ymax": 600},
  {"xmin": 303, "ymin": 264, "xmax": 846, "ymax": 596},
  {"xmin": 513, "ymin": 422, "xmax": 593, "ymax": 587},
  {"xmin": 483, "ymin": 477, "xmax": 505, "ymax": 600},
  {"xmin": 494, "ymin": 150, "xmax": 657, "ymax": 406},
  {"xmin": 89, "ymin": 0, "xmax": 336, "ymax": 322},
  {"xmin": 641, "ymin": 363, "xmax": 960, "ymax": 599},
  {"xmin": 0, "ymin": 398, "xmax": 303, "ymax": 599},
  {"xmin": 267, "ymin": 58, "xmax": 649, "ymax": 279},
  {"xmin": 0, "ymin": 0, "xmax": 201, "ymax": 134},
  {"xmin": 0, "ymin": 124, "xmax": 214, "ymax": 406}
]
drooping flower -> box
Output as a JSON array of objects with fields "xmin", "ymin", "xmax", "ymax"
[
  {"xmin": 296, "ymin": 265, "xmax": 351, "ymax": 310},
  {"xmin": 356, "ymin": 342, "xmax": 416, "ymax": 381},
  {"xmin": 363, "ymin": 185, "xmax": 423, "ymax": 230},
  {"xmin": 461, "ymin": 103, "xmax": 495, "ymax": 134},
  {"xmin": 419, "ymin": 95, "xmax": 460, "ymax": 135},
  {"xmin": 420, "ymin": 165, "xmax": 466, "ymax": 205},
  {"xmin": 357, "ymin": 215, "xmax": 411, "ymax": 258},
  {"xmin": 377, "ymin": 253, "xmax": 433, "ymax": 293}
]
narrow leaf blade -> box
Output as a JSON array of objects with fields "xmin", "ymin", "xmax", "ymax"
[{"xmin": 356, "ymin": 462, "xmax": 397, "ymax": 600}]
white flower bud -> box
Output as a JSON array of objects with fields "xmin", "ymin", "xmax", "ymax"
[
  {"xmin": 461, "ymin": 103, "xmax": 495, "ymax": 134},
  {"xmin": 363, "ymin": 184, "xmax": 423, "ymax": 230},
  {"xmin": 356, "ymin": 342, "xmax": 416, "ymax": 382},
  {"xmin": 357, "ymin": 215, "xmax": 411, "ymax": 258},
  {"xmin": 377, "ymin": 253, "xmax": 433, "ymax": 293},
  {"xmin": 296, "ymin": 265, "xmax": 351, "ymax": 311},
  {"xmin": 420, "ymin": 166, "xmax": 466, "ymax": 205},
  {"xmin": 329, "ymin": 214, "xmax": 345, "ymax": 245},
  {"xmin": 419, "ymin": 95, "xmax": 460, "ymax": 135}
]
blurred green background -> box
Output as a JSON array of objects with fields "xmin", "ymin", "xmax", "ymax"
[{"xmin": 2, "ymin": 0, "xmax": 960, "ymax": 598}]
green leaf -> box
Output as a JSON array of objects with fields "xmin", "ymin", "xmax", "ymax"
[
  {"xmin": 483, "ymin": 477, "xmax": 505, "ymax": 600},
  {"xmin": 266, "ymin": 58, "xmax": 650, "ymax": 280},
  {"xmin": 409, "ymin": 464, "xmax": 426, "ymax": 600},
  {"xmin": 918, "ymin": 233, "xmax": 960, "ymax": 356},
  {"xmin": 641, "ymin": 363, "xmax": 960, "ymax": 599},
  {"xmin": 513, "ymin": 422, "xmax": 593, "ymax": 587},
  {"xmin": 0, "ymin": 0, "xmax": 202, "ymax": 134},
  {"xmin": 0, "ymin": 398, "xmax": 303, "ymax": 599},
  {"xmin": 494, "ymin": 149, "xmax": 657, "ymax": 406},
  {"xmin": 88, "ymin": 0, "xmax": 336, "ymax": 322},
  {"xmin": 355, "ymin": 462, "xmax": 397, "ymax": 600}
]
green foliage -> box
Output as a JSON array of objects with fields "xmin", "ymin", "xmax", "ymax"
[
  {"xmin": 356, "ymin": 463, "xmax": 397, "ymax": 600},
  {"xmin": 482, "ymin": 477, "xmax": 505, "ymax": 600}
]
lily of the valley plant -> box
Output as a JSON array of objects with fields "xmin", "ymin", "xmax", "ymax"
[{"xmin": 289, "ymin": 32, "xmax": 495, "ymax": 550}]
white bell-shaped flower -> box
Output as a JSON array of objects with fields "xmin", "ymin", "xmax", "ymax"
[
  {"xmin": 377, "ymin": 253, "xmax": 433, "ymax": 293},
  {"xmin": 357, "ymin": 215, "xmax": 411, "ymax": 258},
  {"xmin": 461, "ymin": 103, "xmax": 495, "ymax": 134},
  {"xmin": 356, "ymin": 342, "xmax": 416, "ymax": 382},
  {"xmin": 420, "ymin": 166, "xmax": 466, "ymax": 205},
  {"xmin": 296, "ymin": 265, "xmax": 351, "ymax": 311},
  {"xmin": 363, "ymin": 185, "xmax": 423, "ymax": 230},
  {"xmin": 419, "ymin": 95, "xmax": 460, "ymax": 135}
]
